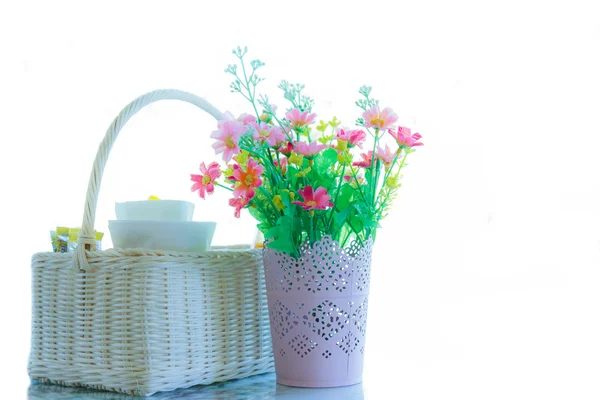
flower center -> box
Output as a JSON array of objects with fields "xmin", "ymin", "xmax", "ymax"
[
  {"xmin": 202, "ymin": 175, "xmax": 211, "ymax": 185},
  {"xmin": 371, "ymin": 117, "xmax": 385, "ymax": 127},
  {"xmin": 244, "ymin": 175, "xmax": 255, "ymax": 186},
  {"xmin": 225, "ymin": 135, "xmax": 236, "ymax": 148},
  {"xmin": 306, "ymin": 200, "xmax": 317, "ymax": 208},
  {"xmin": 259, "ymin": 129, "xmax": 270, "ymax": 138}
]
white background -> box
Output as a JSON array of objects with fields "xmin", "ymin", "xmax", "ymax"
[{"xmin": 1, "ymin": 0, "xmax": 600, "ymax": 398}]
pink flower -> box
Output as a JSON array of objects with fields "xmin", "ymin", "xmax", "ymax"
[
  {"xmin": 229, "ymin": 196, "xmax": 250, "ymax": 218},
  {"xmin": 389, "ymin": 126, "xmax": 423, "ymax": 148},
  {"xmin": 232, "ymin": 158, "xmax": 264, "ymax": 199},
  {"xmin": 190, "ymin": 162, "xmax": 222, "ymax": 199},
  {"xmin": 362, "ymin": 105, "xmax": 398, "ymax": 130},
  {"xmin": 286, "ymin": 108, "xmax": 317, "ymax": 128},
  {"xmin": 336, "ymin": 128, "xmax": 367, "ymax": 148},
  {"xmin": 211, "ymin": 120, "xmax": 246, "ymax": 162},
  {"xmin": 274, "ymin": 157, "xmax": 288, "ymax": 175},
  {"xmin": 252, "ymin": 122, "xmax": 286, "ymax": 146},
  {"xmin": 294, "ymin": 141, "xmax": 327, "ymax": 157},
  {"xmin": 292, "ymin": 186, "xmax": 334, "ymax": 210},
  {"xmin": 344, "ymin": 172, "xmax": 365, "ymax": 187},
  {"xmin": 277, "ymin": 142, "xmax": 294, "ymax": 156},
  {"xmin": 353, "ymin": 151, "xmax": 374, "ymax": 168},
  {"xmin": 376, "ymin": 144, "xmax": 396, "ymax": 166},
  {"xmin": 237, "ymin": 113, "xmax": 257, "ymax": 126},
  {"xmin": 222, "ymin": 111, "xmax": 257, "ymax": 127}
]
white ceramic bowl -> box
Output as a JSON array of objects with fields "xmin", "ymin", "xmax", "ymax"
[
  {"xmin": 108, "ymin": 220, "xmax": 216, "ymax": 252},
  {"xmin": 115, "ymin": 200, "xmax": 195, "ymax": 222}
]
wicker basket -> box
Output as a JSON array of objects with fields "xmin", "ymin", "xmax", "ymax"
[{"xmin": 28, "ymin": 89, "xmax": 274, "ymax": 396}]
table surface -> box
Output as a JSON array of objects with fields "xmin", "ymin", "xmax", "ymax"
[{"xmin": 28, "ymin": 373, "xmax": 366, "ymax": 399}]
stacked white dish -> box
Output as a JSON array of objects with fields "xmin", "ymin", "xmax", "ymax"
[{"xmin": 109, "ymin": 200, "xmax": 216, "ymax": 252}]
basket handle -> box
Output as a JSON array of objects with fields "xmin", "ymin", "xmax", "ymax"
[{"xmin": 73, "ymin": 89, "xmax": 226, "ymax": 272}]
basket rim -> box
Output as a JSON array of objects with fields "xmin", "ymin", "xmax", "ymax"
[{"xmin": 33, "ymin": 246, "xmax": 262, "ymax": 265}]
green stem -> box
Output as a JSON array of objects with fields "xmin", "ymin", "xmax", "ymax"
[
  {"xmin": 239, "ymin": 58, "xmax": 261, "ymax": 119},
  {"xmin": 239, "ymin": 145, "xmax": 268, "ymax": 163},
  {"xmin": 350, "ymin": 167, "xmax": 368, "ymax": 204},
  {"xmin": 250, "ymin": 198, "xmax": 277, "ymax": 226},
  {"xmin": 327, "ymin": 164, "xmax": 346, "ymax": 230},
  {"xmin": 375, "ymin": 152, "xmax": 408, "ymax": 217},
  {"xmin": 369, "ymin": 129, "xmax": 380, "ymax": 207},
  {"xmin": 341, "ymin": 229, "xmax": 352, "ymax": 247},
  {"xmin": 258, "ymin": 186, "xmax": 281, "ymax": 217},
  {"xmin": 381, "ymin": 152, "xmax": 401, "ymax": 187},
  {"xmin": 330, "ymin": 207, "xmax": 347, "ymax": 239},
  {"xmin": 215, "ymin": 183, "xmax": 234, "ymax": 191},
  {"xmin": 346, "ymin": 219, "xmax": 364, "ymax": 246},
  {"xmin": 265, "ymin": 149, "xmax": 283, "ymax": 186}
]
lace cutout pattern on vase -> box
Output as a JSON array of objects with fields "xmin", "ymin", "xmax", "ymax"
[
  {"xmin": 353, "ymin": 297, "xmax": 368, "ymax": 336},
  {"xmin": 264, "ymin": 235, "xmax": 373, "ymax": 294},
  {"xmin": 269, "ymin": 300, "xmax": 299, "ymax": 340},
  {"xmin": 289, "ymin": 334, "xmax": 318, "ymax": 358},
  {"xmin": 302, "ymin": 300, "xmax": 350, "ymax": 341},
  {"xmin": 336, "ymin": 331, "xmax": 360, "ymax": 355}
]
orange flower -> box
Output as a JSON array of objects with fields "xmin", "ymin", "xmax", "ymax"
[{"xmin": 232, "ymin": 158, "xmax": 264, "ymax": 199}]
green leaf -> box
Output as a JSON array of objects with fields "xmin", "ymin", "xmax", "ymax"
[
  {"xmin": 281, "ymin": 191, "xmax": 298, "ymax": 218},
  {"xmin": 350, "ymin": 215, "xmax": 364, "ymax": 233},
  {"xmin": 336, "ymin": 184, "xmax": 354, "ymax": 210},
  {"xmin": 334, "ymin": 207, "xmax": 352, "ymax": 226},
  {"xmin": 264, "ymin": 216, "xmax": 296, "ymax": 254},
  {"xmin": 363, "ymin": 219, "xmax": 380, "ymax": 229},
  {"xmin": 312, "ymin": 149, "xmax": 338, "ymax": 185},
  {"xmin": 323, "ymin": 148, "xmax": 338, "ymax": 164},
  {"xmin": 266, "ymin": 236, "xmax": 296, "ymax": 254},
  {"xmin": 248, "ymin": 206, "xmax": 271, "ymax": 233}
]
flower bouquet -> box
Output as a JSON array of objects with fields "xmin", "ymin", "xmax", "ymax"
[{"xmin": 191, "ymin": 47, "xmax": 423, "ymax": 387}]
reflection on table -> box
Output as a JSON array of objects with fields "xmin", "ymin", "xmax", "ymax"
[{"xmin": 28, "ymin": 373, "xmax": 365, "ymax": 400}]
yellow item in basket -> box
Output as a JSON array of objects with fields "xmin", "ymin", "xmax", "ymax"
[
  {"xmin": 68, "ymin": 228, "xmax": 81, "ymax": 252},
  {"xmin": 56, "ymin": 227, "xmax": 69, "ymax": 253},
  {"xmin": 51, "ymin": 227, "xmax": 104, "ymax": 252},
  {"xmin": 148, "ymin": 195, "xmax": 161, "ymax": 200}
]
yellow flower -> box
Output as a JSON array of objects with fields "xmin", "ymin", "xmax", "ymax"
[
  {"xmin": 224, "ymin": 165, "xmax": 234, "ymax": 177},
  {"xmin": 385, "ymin": 175, "xmax": 402, "ymax": 189},
  {"xmin": 335, "ymin": 139, "xmax": 348, "ymax": 151},
  {"xmin": 337, "ymin": 150, "xmax": 352, "ymax": 165},
  {"xmin": 234, "ymin": 150, "xmax": 250, "ymax": 165},
  {"xmin": 272, "ymin": 195, "xmax": 285, "ymax": 211},
  {"xmin": 295, "ymin": 167, "xmax": 311, "ymax": 178},
  {"xmin": 318, "ymin": 134, "xmax": 334, "ymax": 144},
  {"xmin": 260, "ymin": 113, "xmax": 273, "ymax": 123},
  {"xmin": 329, "ymin": 116, "xmax": 341, "ymax": 128},
  {"xmin": 281, "ymin": 189, "xmax": 295, "ymax": 202},
  {"xmin": 288, "ymin": 152, "xmax": 304, "ymax": 167},
  {"xmin": 316, "ymin": 120, "xmax": 329, "ymax": 132}
]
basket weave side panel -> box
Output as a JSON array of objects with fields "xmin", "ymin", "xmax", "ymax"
[{"xmin": 29, "ymin": 250, "xmax": 274, "ymax": 396}]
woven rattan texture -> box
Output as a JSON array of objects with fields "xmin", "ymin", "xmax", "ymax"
[{"xmin": 29, "ymin": 249, "xmax": 274, "ymax": 396}]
